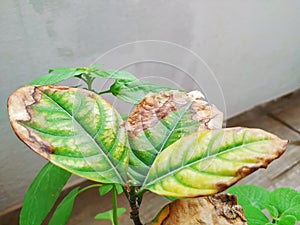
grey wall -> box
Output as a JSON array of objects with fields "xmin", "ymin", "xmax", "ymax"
[{"xmin": 1, "ymin": 0, "xmax": 300, "ymax": 212}]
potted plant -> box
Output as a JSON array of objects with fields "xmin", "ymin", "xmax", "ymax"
[{"xmin": 8, "ymin": 65, "xmax": 296, "ymax": 225}]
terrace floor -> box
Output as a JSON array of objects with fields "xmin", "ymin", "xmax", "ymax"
[{"xmin": 1, "ymin": 89, "xmax": 300, "ymax": 225}]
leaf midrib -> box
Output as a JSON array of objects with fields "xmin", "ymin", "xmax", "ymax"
[
  {"xmin": 42, "ymin": 90, "xmax": 125, "ymax": 184},
  {"xmin": 141, "ymin": 103, "xmax": 192, "ymax": 186}
]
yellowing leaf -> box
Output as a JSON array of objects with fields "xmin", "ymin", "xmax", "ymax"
[
  {"xmin": 126, "ymin": 90, "xmax": 223, "ymax": 185},
  {"xmin": 142, "ymin": 128, "xmax": 287, "ymax": 197},
  {"xmin": 8, "ymin": 85, "xmax": 129, "ymax": 184}
]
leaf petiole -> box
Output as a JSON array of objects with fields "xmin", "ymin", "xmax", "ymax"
[
  {"xmin": 98, "ymin": 89, "xmax": 112, "ymax": 95},
  {"xmin": 78, "ymin": 184, "xmax": 103, "ymax": 194},
  {"xmin": 112, "ymin": 184, "xmax": 120, "ymax": 225}
]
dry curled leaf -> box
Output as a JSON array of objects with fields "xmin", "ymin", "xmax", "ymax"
[{"xmin": 126, "ymin": 90, "xmax": 223, "ymax": 137}]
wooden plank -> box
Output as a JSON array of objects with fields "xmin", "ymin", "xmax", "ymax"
[
  {"xmin": 227, "ymin": 109, "xmax": 299, "ymax": 141},
  {"xmin": 227, "ymin": 104, "xmax": 300, "ymax": 191},
  {"xmin": 262, "ymin": 88, "xmax": 300, "ymax": 115},
  {"xmin": 272, "ymin": 162, "xmax": 300, "ymax": 192},
  {"xmin": 273, "ymin": 104, "xmax": 300, "ymax": 133},
  {"xmin": 267, "ymin": 145, "xmax": 300, "ymax": 180}
]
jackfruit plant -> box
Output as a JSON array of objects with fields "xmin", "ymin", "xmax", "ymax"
[{"xmin": 7, "ymin": 66, "xmax": 287, "ymax": 225}]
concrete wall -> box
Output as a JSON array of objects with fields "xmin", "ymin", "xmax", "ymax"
[{"xmin": 1, "ymin": 1, "xmax": 299, "ymax": 212}]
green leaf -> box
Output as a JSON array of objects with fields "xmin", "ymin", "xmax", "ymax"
[
  {"xmin": 110, "ymin": 79, "xmax": 173, "ymax": 104},
  {"xmin": 242, "ymin": 205, "xmax": 270, "ymax": 225},
  {"xmin": 20, "ymin": 162, "xmax": 71, "ymax": 225},
  {"xmin": 49, "ymin": 187, "xmax": 80, "ymax": 225},
  {"xmin": 228, "ymin": 185, "xmax": 270, "ymax": 210},
  {"xmin": 94, "ymin": 208, "xmax": 126, "ymax": 220},
  {"xmin": 269, "ymin": 188, "xmax": 300, "ymax": 216},
  {"xmin": 281, "ymin": 204, "xmax": 300, "ymax": 220},
  {"xmin": 265, "ymin": 204, "xmax": 279, "ymax": 219},
  {"xmin": 30, "ymin": 68, "xmax": 83, "ymax": 85},
  {"xmin": 91, "ymin": 69, "xmax": 137, "ymax": 81},
  {"xmin": 277, "ymin": 215, "xmax": 297, "ymax": 225},
  {"xmin": 126, "ymin": 90, "xmax": 223, "ymax": 185},
  {"xmin": 98, "ymin": 183, "xmax": 123, "ymax": 197},
  {"xmin": 8, "ymin": 86, "xmax": 129, "ymax": 184},
  {"xmin": 141, "ymin": 127, "xmax": 287, "ymax": 197},
  {"xmin": 99, "ymin": 184, "xmax": 114, "ymax": 196},
  {"xmin": 115, "ymin": 183, "xmax": 124, "ymax": 194}
]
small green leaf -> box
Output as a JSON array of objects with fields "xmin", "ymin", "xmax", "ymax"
[
  {"xmin": 20, "ymin": 162, "xmax": 71, "ymax": 225},
  {"xmin": 99, "ymin": 184, "xmax": 114, "ymax": 196},
  {"xmin": 49, "ymin": 187, "xmax": 80, "ymax": 225},
  {"xmin": 265, "ymin": 204, "xmax": 279, "ymax": 219},
  {"xmin": 121, "ymin": 114, "xmax": 129, "ymax": 120},
  {"xmin": 243, "ymin": 205, "xmax": 270, "ymax": 225},
  {"xmin": 115, "ymin": 183, "xmax": 124, "ymax": 195},
  {"xmin": 281, "ymin": 204, "xmax": 300, "ymax": 220},
  {"xmin": 30, "ymin": 68, "xmax": 82, "ymax": 85},
  {"xmin": 142, "ymin": 128, "xmax": 287, "ymax": 197},
  {"xmin": 228, "ymin": 185, "xmax": 270, "ymax": 210},
  {"xmin": 110, "ymin": 79, "xmax": 172, "ymax": 104},
  {"xmin": 91, "ymin": 69, "xmax": 137, "ymax": 81},
  {"xmin": 94, "ymin": 208, "xmax": 126, "ymax": 220},
  {"xmin": 269, "ymin": 188, "xmax": 300, "ymax": 215},
  {"xmin": 277, "ymin": 215, "xmax": 297, "ymax": 225}
]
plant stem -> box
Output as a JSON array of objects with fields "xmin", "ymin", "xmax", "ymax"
[
  {"xmin": 128, "ymin": 186, "xmax": 143, "ymax": 225},
  {"xmin": 78, "ymin": 184, "xmax": 102, "ymax": 194},
  {"xmin": 98, "ymin": 89, "xmax": 111, "ymax": 95},
  {"xmin": 112, "ymin": 184, "xmax": 119, "ymax": 225}
]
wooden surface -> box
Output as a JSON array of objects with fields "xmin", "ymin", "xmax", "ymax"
[
  {"xmin": 1, "ymin": 89, "xmax": 299, "ymax": 225},
  {"xmin": 227, "ymin": 89, "xmax": 300, "ymax": 192}
]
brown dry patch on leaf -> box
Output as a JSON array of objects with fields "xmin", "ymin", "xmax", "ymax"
[
  {"xmin": 214, "ymin": 133, "xmax": 287, "ymax": 194},
  {"xmin": 7, "ymin": 86, "xmax": 58, "ymax": 159},
  {"xmin": 126, "ymin": 90, "xmax": 223, "ymax": 137},
  {"xmin": 151, "ymin": 194, "xmax": 247, "ymax": 225}
]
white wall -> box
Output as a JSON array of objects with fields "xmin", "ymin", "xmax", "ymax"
[{"xmin": 1, "ymin": 0, "xmax": 300, "ymax": 212}]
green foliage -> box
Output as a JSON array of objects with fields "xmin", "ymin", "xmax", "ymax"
[
  {"xmin": 8, "ymin": 66, "xmax": 288, "ymax": 225},
  {"xmin": 99, "ymin": 184, "xmax": 123, "ymax": 196},
  {"xmin": 99, "ymin": 184, "xmax": 114, "ymax": 196},
  {"xmin": 269, "ymin": 188, "xmax": 300, "ymax": 217},
  {"xmin": 228, "ymin": 185, "xmax": 270, "ymax": 210},
  {"xmin": 20, "ymin": 162, "xmax": 71, "ymax": 225},
  {"xmin": 96, "ymin": 184, "xmax": 125, "ymax": 225},
  {"xmin": 242, "ymin": 205, "xmax": 269, "ymax": 225},
  {"xmin": 94, "ymin": 208, "xmax": 126, "ymax": 221},
  {"xmin": 48, "ymin": 187, "xmax": 80, "ymax": 225},
  {"xmin": 29, "ymin": 67, "xmax": 83, "ymax": 85},
  {"xmin": 110, "ymin": 79, "xmax": 172, "ymax": 104},
  {"xmin": 228, "ymin": 185, "xmax": 300, "ymax": 225},
  {"xmin": 29, "ymin": 65, "xmax": 173, "ymax": 105},
  {"xmin": 91, "ymin": 69, "xmax": 137, "ymax": 81}
]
